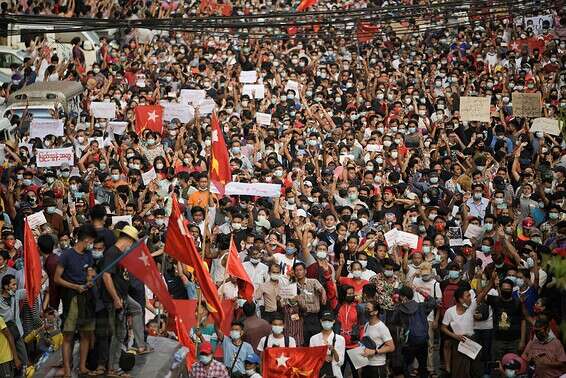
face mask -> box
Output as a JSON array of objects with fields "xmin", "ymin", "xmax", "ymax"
[
  {"xmin": 501, "ymin": 290, "xmax": 513, "ymax": 299},
  {"xmin": 111, "ymin": 174, "xmax": 120, "ymax": 181},
  {"xmin": 46, "ymin": 177, "xmax": 55, "ymax": 184},
  {"xmin": 421, "ymin": 274, "xmax": 432, "ymax": 281},
  {"xmin": 232, "ymin": 223, "xmax": 242, "ymax": 230},
  {"xmin": 272, "ymin": 325, "xmax": 284, "ymax": 334},
  {"xmin": 321, "ymin": 321, "xmax": 334, "ymax": 330},
  {"xmin": 270, "ymin": 274, "xmax": 281, "ymax": 281},
  {"xmin": 352, "ymin": 270, "xmax": 362, "ymax": 279},
  {"xmin": 250, "ymin": 258, "xmax": 260, "ymax": 265},
  {"xmin": 383, "ymin": 140, "xmax": 392, "ymax": 147},
  {"xmin": 481, "ymin": 245, "xmax": 491, "ymax": 254},
  {"xmin": 99, "ymin": 163, "xmax": 107, "ymax": 170},
  {"xmin": 535, "ymin": 331, "xmax": 548, "ymax": 342},
  {"xmin": 230, "ymin": 330, "xmax": 241, "ymax": 340},
  {"xmin": 61, "ymin": 171, "xmax": 70, "ymax": 178},
  {"xmin": 348, "ymin": 193, "xmax": 358, "ymax": 201},
  {"xmin": 473, "ymin": 193, "xmax": 482, "ymax": 200},
  {"xmin": 483, "ymin": 223, "xmax": 493, "ymax": 232},
  {"xmin": 422, "ymin": 246, "xmax": 431, "ymax": 254},
  {"xmin": 92, "ymin": 251, "xmax": 104, "ymax": 260},
  {"xmin": 549, "ymin": 212, "xmax": 559, "ymax": 220},
  {"xmin": 274, "ymin": 170, "xmax": 283, "ymax": 178},
  {"xmin": 286, "ymin": 247, "xmax": 297, "ymax": 255},
  {"xmin": 23, "ymin": 179, "xmax": 32, "ymax": 186},
  {"xmin": 428, "ymin": 213, "xmax": 437, "ymax": 221},
  {"xmin": 155, "ymin": 163, "xmax": 164, "ymax": 170},
  {"xmin": 199, "ymin": 355, "xmax": 212, "ymax": 365},
  {"xmin": 147, "ymin": 139, "xmax": 156, "ymax": 145},
  {"xmin": 359, "ymin": 260, "xmax": 368, "ymax": 269},
  {"xmin": 246, "ymin": 369, "xmax": 257, "ymax": 376},
  {"xmin": 384, "ymin": 270, "xmax": 394, "ymax": 278},
  {"xmin": 47, "ymin": 206, "xmax": 57, "ymax": 214},
  {"xmin": 391, "ymin": 151, "xmax": 398, "ymax": 159},
  {"xmin": 316, "ymin": 251, "xmax": 327, "ymax": 260},
  {"xmin": 448, "ymin": 270, "xmax": 460, "ymax": 280},
  {"xmin": 430, "ymin": 177, "xmax": 439, "ymax": 184},
  {"xmin": 59, "ymin": 242, "xmax": 69, "ymax": 249}
]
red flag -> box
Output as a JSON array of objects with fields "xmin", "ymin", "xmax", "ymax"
[
  {"xmin": 226, "ymin": 239, "xmax": 254, "ymax": 301},
  {"xmin": 296, "ymin": 0, "xmax": 317, "ymax": 12},
  {"xmin": 23, "ymin": 220, "xmax": 42, "ymax": 305},
  {"xmin": 174, "ymin": 313, "xmax": 196, "ymax": 370},
  {"xmin": 164, "ymin": 195, "xmax": 224, "ymax": 325},
  {"xmin": 262, "ymin": 346, "xmax": 328, "ymax": 378},
  {"xmin": 135, "ymin": 105, "xmax": 163, "ymax": 134},
  {"xmin": 357, "ymin": 22, "xmax": 380, "ymax": 43},
  {"xmin": 210, "ymin": 113, "xmax": 231, "ymax": 195},
  {"xmin": 119, "ymin": 241, "xmax": 176, "ymax": 315}
]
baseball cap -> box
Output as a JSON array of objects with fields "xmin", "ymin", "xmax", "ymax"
[
  {"xmin": 320, "ymin": 310, "xmax": 335, "ymax": 321},
  {"xmin": 200, "ymin": 342, "xmax": 213, "ymax": 354},
  {"xmin": 244, "ymin": 353, "xmax": 260, "ymax": 364},
  {"xmin": 297, "ymin": 209, "xmax": 307, "ymax": 218}
]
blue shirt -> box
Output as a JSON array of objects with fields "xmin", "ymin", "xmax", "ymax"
[
  {"xmin": 58, "ymin": 248, "xmax": 94, "ymax": 285},
  {"xmin": 222, "ymin": 337, "xmax": 254, "ymax": 374},
  {"xmin": 513, "ymin": 286, "xmax": 538, "ymax": 316}
]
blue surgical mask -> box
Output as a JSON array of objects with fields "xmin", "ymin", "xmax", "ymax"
[
  {"xmin": 272, "ymin": 325, "xmax": 284, "ymax": 334},
  {"xmin": 321, "ymin": 321, "xmax": 334, "ymax": 330},
  {"xmin": 448, "ymin": 270, "xmax": 460, "ymax": 280},
  {"xmin": 92, "ymin": 251, "xmax": 104, "ymax": 260},
  {"xmin": 199, "ymin": 355, "xmax": 212, "ymax": 364},
  {"xmin": 230, "ymin": 330, "xmax": 241, "ymax": 340},
  {"xmin": 47, "ymin": 206, "xmax": 57, "ymax": 214},
  {"xmin": 481, "ymin": 245, "xmax": 491, "ymax": 254},
  {"xmin": 285, "ymin": 247, "xmax": 297, "ymax": 255}
]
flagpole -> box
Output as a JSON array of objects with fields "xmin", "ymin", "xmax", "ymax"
[{"xmin": 91, "ymin": 237, "xmax": 147, "ymax": 283}]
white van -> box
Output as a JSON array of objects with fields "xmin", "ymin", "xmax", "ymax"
[{"xmin": 6, "ymin": 24, "xmax": 100, "ymax": 68}]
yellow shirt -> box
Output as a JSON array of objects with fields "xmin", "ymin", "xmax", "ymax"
[{"xmin": 0, "ymin": 317, "xmax": 13, "ymax": 364}]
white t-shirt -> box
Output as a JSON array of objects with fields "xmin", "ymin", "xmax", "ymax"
[
  {"xmin": 442, "ymin": 299, "xmax": 478, "ymax": 337},
  {"xmin": 413, "ymin": 278, "xmax": 442, "ymax": 322},
  {"xmin": 363, "ymin": 321, "xmax": 392, "ymax": 366},
  {"xmin": 257, "ymin": 334, "xmax": 297, "ymax": 351}
]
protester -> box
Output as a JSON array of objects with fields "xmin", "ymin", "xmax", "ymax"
[{"xmin": 0, "ymin": 2, "xmax": 564, "ymax": 378}]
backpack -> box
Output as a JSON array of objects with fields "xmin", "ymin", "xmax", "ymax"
[
  {"xmin": 404, "ymin": 307, "xmax": 428, "ymax": 346},
  {"xmin": 439, "ymin": 282, "xmax": 459, "ymax": 318}
]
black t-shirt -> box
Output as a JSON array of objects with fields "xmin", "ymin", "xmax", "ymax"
[
  {"xmin": 102, "ymin": 246, "xmax": 129, "ymax": 303},
  {"xmin": 374, "ymin": 203, "xmax": 403, "ymax": 224},
  {"xmin": 96, "ymin": 227, "xmax": 117, "ymax": 249},
  {"xmin": 486, "ymin": 295, "xmax": 523, "ymax": 341}
]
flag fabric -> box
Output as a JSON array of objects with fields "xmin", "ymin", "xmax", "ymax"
[
  {"xmin": 262, "ymin": 346, "xmax": 328, "ymax": 378},
  {"xmin": 164, "ymin": 195, "xmax": 224, "ymax": 325},
  {"xmin": 296, "ymin": 0, "xmax": 317, "ymax": 12},
  {"xmin": 226, "ymin": 238, "xmax": 254, "ymax": 301},
  {"xmin": 210, "ymin": 113, "xmax": 231, "ymax": 195},
  {"xmin": 119, "ymin": 241, "xmax": 177, "ymax": 316},
  {"xmin": 357, "ymin": 22, "xmax": 380, "ymax": 43},
  {"xmin": 23, "ymin": 220, "xmax": 42, "ymax": 305},
  {"xmin": 174, "ymin": 312, "xmax": 196, "ymax": 370},
  {"xmin": 135, "ymin": 105, "xmax": 163, "ymax": 134}
]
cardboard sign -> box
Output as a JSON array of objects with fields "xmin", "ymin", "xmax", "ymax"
[
  {"xmin": 256, "ymin": 112, "xmax": 272, "ymax": 126},
  {"xmin": 90, "ymin": 102, "xmax": 116, "ymax": 119},
  {"xmin": 239, "ymin": 70, "xmax": 257, "ymax": 83},
  {"xmin": 210, "ymin": 182, "xmax": 281, "ymax": 197},
  {"xmin": 464, "ymin": 224, "xmax": 483, "ymax": 240},
  {"xmin": 530, "ymin": 117, "xmax": 560, "ymax": 136},
  {"xmin": 460, "ymin": 96, "xmax": 491, "ymax": 122},
  {"xmin": 142, "ymin": 168, "xmax": 157, "ymax": 186},
  {"xmin": 180, "ymin": 89, "xmax": 206, "ymax": 105},
  {"xmin": 513, "ymin": 92, "xmax": 541, "ymax": 118},
  {"xmin": 108, "ymin": 121, "xmax": 128, "ymax": 136},
  {"xmin": 162, "ymin": 103, "xmax": 194, "ymax": 123},
  {"xmin": 30, "ymin": 119, "xmax": 64, "ymax": 139},
  {"xmin": 36, "ymin": 147, "xmax": 74, "ymax": 167}
]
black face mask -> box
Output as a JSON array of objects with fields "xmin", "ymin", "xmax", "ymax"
[
  {"xmin": 535, "ymin": 331, "xmax": 548, "ymax": 342},
  {"xmin": 501, "ymin": 290, "xmax": 513, "ymax": 299},
  {"xmin": 345, "ymin": 295, "xmax": 355, "ymax": 303},
  {"xmin": 338, "ymin": 189, "xmax": 347, "ymax": 198}
]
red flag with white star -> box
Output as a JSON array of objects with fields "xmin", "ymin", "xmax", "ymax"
[
  {"xmin": 135, "ymin": 105, "xmax": 163, "ymax": 134},
  {"xmin": 262, "ymin": 346, "xmax": 328, "ymax": 378},
  {"xmin": 210, "ymin": 112, "xmax": 231, "ymax": 195},
  {"xmin": 24, "ymin": 220, "xmax": 42, "ymax": 305},
  {"xmin": 226, "ymin": 238, "xmax": 254, "ymax": 301},
  {"xmin": 119, "ymin": 241, "xmax": 176, "ymax": 316}
]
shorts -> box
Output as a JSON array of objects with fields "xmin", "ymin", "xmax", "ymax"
[{"xmin": 63, "ymin": 296, "xmax": 95, "ymax": 333}]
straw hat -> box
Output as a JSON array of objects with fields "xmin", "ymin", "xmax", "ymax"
[{"xmin": 119, "ymin": 225, "xmax": 139, "ymax": 241}]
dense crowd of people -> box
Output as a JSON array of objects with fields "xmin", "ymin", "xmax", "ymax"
[{"xmin": 0, "ymin": 1, "xmax": 565, "ymax": 378}]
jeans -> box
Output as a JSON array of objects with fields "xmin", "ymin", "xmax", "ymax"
[
  {"xmin": 108, "ymin": 296, "xmax": 146, "ymax": 370},
  {"xmin": 302, "ymin": 313, "xmax": 321, "ymax": 346},
  {"xmin": 491, "ymin": 338, "xmax": 518, "ymax": 363},
  {"xmin": 403, "ymin": 342, "xmax": 429, "ymax": 378},
  {"xmin": 474, "ymin": 329, "xmax": 493, "ymax": 375}
]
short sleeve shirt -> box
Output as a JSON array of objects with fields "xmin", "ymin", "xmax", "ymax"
[{"xmin": 58, "ymin": 248, "xmax": 94, "ymax": 285}]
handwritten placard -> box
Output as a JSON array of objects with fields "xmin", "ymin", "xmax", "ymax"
[
  {"xmin": 197, "ymin": 99, "xmax": 217, "ymax": 115},
  {"xmin": 256, "ymin": 112, "xmax": 272, "ymax": 126},
  {"xmin": 530, "ymin": 117, "xmax": 560, "ymax": 136},
  {"xmin": 513, "ymin": 92, "xmax": 541, "ymax": 118},
  {"xmin": 162, "ymin": 103, "xmax": 194, "ymax": 123},
  {"xmin": 108, "ymin": 121, "xmax": 128, "ymax": 136},
  {"xmin": 112, "ymin": 215, "xmax": 132, "ymax": 226},
  {"xmin": 180, "ymin": 89, "xmax": 206, "ymax": 105},
  {"xmin": 210, "ymin": 182, "xmax": 281, "ymax": 197},
  {"xmin": 142, "ymin": 168, "xmax": 157, "ymax": 186},
  {"xmin": 242, "ymin": 84, "xmax": 265, "ymax": 99},
  {"xmin": 30, "ymin": 119, "xmax": 64, "ymax": 139},
  {"xmin": 285, "ymin": 80, "xmax": 300, "ymax": 94},
  {"xmin": 239, "ymin": 70, "xmax": 257, "ymax": 84},
  {"xmin": 90, "ymin": 102, "xmax": 116, "ymax": 119},
  {"xmin": 26, "ymin": 211, "xmax": 47, "ymax": 229},
  {"xmin": 460, "ymin": 96, "xmax": 491, "ymax": 122},
  {"xmin": 36, "ymin": 147, "xmax": 74, "ymax": 167}
]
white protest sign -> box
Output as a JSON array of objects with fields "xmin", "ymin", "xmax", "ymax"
[
  {"xmin": 210, "ymin": 182, "xmax": 281, "ymax": 197},
  {"xmin": 90, "ymin": 102, "xmax": 116, "ymax": 119},
  {"xmin": 180, "ymin": 89, "xmax": 206, "ymax": 105},
  {"xmin": 239, "ymin": 70, "xmax": 257, "ymax": 83},
  {"xmin": 458, "ymin": 338, "xmax": 482, "ymax": 360},
  {"xmin": 142, "ymin": 168, "xmax": 157, "ymax": 186},
  {"xmin": 464, "ymin": 224, "xmax": 483, "ymax": 240},
  {"xmin": 30, "ymin": 119, "xmax": 64, "ymax": 139},
  {"xmin": 395, "ymin": 231, "xmax": 419, "ymax": 249},
  {"xmin": 256, "ymin": 112, "xmax": 272, "ymax": 126},
  {"xmin": 242, "ymin": 84, "xmax": 265, "ymax": 99},
  {"xmin": 384, "ymin": 228, "xmax": 399, "ymax": 248},
  {"xmin": 36, "ymin": 147, "xmax": 74, "ymax": 167},
  {"xmin": 530, "ymin": 117, "xmax": 560, "ymax": 136},
  {"xmin": 346, "ymin": 347, "xmax": 370, "ymax": 370},
  {"xmin": 196, "ymin": 99, "xmax": 217, "ymax": 115},
  {"xmin": 279, "ymin": 283, "xmax": 297, "ymax": 299},
  {"xmin": 460, "ymin": 96, "xmax": 491, "ymax": 122},
  {"xmin": 112, "ymin": 215, "xmax": 132, "ymax": 226},
  {"xmin": 285, "ymin": 80, "xmax": 300, "ymax": 94},
  {"xmin": 26, "ymin": 211, "xmax": 47, "ymax": 229},
  {"xmin": 108, "ymin": 121, "xmax": 128, "ymax": 136},
  {"xmin": 163, "ymin": 103, "xmax": 194, "ymax": 123}
]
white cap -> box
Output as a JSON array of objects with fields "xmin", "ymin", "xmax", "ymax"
[{"xmin": 297, "ymin": 209, "xmax": 307, "ymax": 218}]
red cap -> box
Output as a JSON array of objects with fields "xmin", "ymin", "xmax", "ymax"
[
  {"xmin": 522, "ymin": 217, "xmax": 535, "ymax": 228},
  {"xmin": 200, "ymin": 341, "xmax": 213, "ymax": 354}
]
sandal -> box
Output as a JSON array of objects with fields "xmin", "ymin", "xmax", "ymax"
[
  {"xmin": 78, "ymin": 369, "xmax": 99, "ymax": 377},
  {"xmin": 107, "ymin": 369, "xmax": 132, "ymax": 378},
  {"xmin": 87, "ymin": 367, "xmax": 105, "ymax": 376},
  {"xmin": 133, "ymin": 346, "xmax": 154, "ymax": 355}
]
